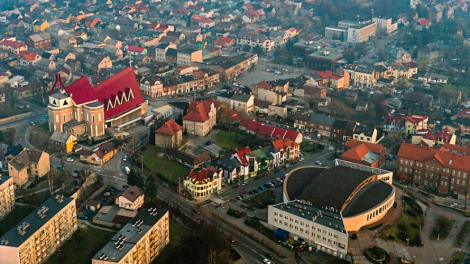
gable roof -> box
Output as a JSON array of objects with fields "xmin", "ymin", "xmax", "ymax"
[
  {"xmin": 183, "ymin": 98, "xmax": 215, "ymax": 122},
  {"xmin": 60, "ymin": 67, "xmax": 145, "ymax": 119},
  {"xmin": 155, "ymin": 119, "xmax": 183, "ymax": 135}
]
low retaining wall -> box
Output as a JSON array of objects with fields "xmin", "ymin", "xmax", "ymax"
[{"xmin": 0, "ymin": 112, "xmax": 33, "ymax": 123}]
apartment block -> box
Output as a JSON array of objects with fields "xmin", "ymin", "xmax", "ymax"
[
  {"xmin": 0, "ymin": 195, "xmax": 77, "ymax": 264},
  {"xmin": 0, "ymin": 176, "xmax": 15, "ymax": 219},
  {"xmin": 92, "ymin": 209, "xmax": 169, "ymax": 264}
]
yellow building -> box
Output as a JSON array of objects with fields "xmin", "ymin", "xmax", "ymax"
[
  {"xmin": 92, "ymin": 209, "xmax": 169, "ymax": 264},
  {"xmin": 7, "ymin": 149, "xmax": 50, "ymax": 187},
  {"xmin": 50, "ymin": 131, "xmax": 77, "ymax": 153},
  {"xmin": 32, "ymin": 20, "xmax": 49, "ymax": 32},
  {"xmin": 0, "ymin": 176, "xmax": 15, "ymax": 219},
  {"xmin": 0, "ymin": 195, "xmax": 77, "ymax": 264},
  {"xmin": 183, "ymin": 167, "xmax": 222, "ymax": 198},
  {"xmin": 354, "ymin": 65, "xmax": 375, "ymax": 88}
]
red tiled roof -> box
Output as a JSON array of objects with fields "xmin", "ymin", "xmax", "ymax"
[
  {"xmin": 183, "ymin": 98, "xmax": 215, "ymax": 122},
  {"xmin": 62, "ymin": 67, "xmax": 145, "ymax": 119},
  {"xmin": 283, "ymin": 130, "xmax": 300, "ymax": 141},
  {"xmin": 345, "ymin": 139, "xmax": 384, "ymax": 154},
  {"xmin": 246, "ymin": 121, "xmax": 263, "ymax": 131},
  {"xmin": 272, "ymin": 138, "xmax": 299, "ymax": 150},
  {"xmin": 247, "ymin": 11, "xmax": 260, "ymax": 17},
  {"xmin": 0, "ymin": 39, "xmax": 27, "ymax": 48},
  {"xmin": 254, "ymin": 80, "xmax": 273, "ymax": 90},
  {"xmin": 245, "ymin": 3, "xmax": 253, "ymax": 10},
  {"xmin": 331, "ymin": 74, "xmax": 342, "ymax": 80},
  {"xmin": 442, "ymin": 143, "xmax": 470, "ymax": 155},
  {"xmin": 239, "ymin": 117, "xmax": 253, "ymax": 127},
  {"xmin": 155, "ymin": 119, "xmax": 182, "ymax": 135},
  {"xmin": 417, "ymin": 18, "xmax": 431, "ymax": 25},
  {"xmin": 341, "ymin": 143, "xmax": 370, "ymax": 161},
  {"xmin": 453, "ymin": 108, "xmax": 470, "ymax": 118},
  {"xmin": 271, "ymin": 127, "xmax": 287, "ymax": 139},
  {"xmin": 318, "ymin": 71, "xmax": 334, "ymax": 79},
  {"xmin": 19, "ymin": 52, "xmax": 39, "ymax": 62},
  {"xmin": 199, "ymin": 17, "xmax": 213, "ymax": 24},
  {"xmin": 185, "ymin": 166, "xmax": 219, "ymax": 184},
  {"xmin": 214, "ymin": 36, "xmax": 234, "ymax": 44},
  {"xmin": 188, "ymin": 5, "xmax": 203, "ymax": 9},
  {"xmin": 128, "ymin": 45, "xmax": 145, "ymax": 53},
  {"xmin": 257, "ymin": 124, "xmax": 275, "ymax": 136},
  {"xmin": 234, "ymin": 147, "xmax": 252, "ymax": 166},
  {"xmin": 406, "ymin": 115, "xmax": 427, "ymax": 124}
]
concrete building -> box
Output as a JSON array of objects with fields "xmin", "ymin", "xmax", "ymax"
[
  {"xmin": 92, "ymin": 209, "xmax": 169, "ymax": 264},
  {"xmin": 342, "ymin": 21, "xmax": 377, "ymax": 43},
  {"xmin": 372, "ymin": 17, "xmax": 397, "ymax": 35},
  {"xmin": 0, "ymin": 195, "xmax": 77, "ymax": 264},
  {"xmin": 7, "ymin": 149, "xmax": 50, "ymax": 187},
  {"xmin": 0, "ymin": 175, "xmax": 15, "ymax": 219},
  {"xmin": 114, "ymin": 186, "xmax": 144, "ymax": 211},
  {"xmin": 47, "ymin": 68, "xmax": 148, "ymax": 138},
  {"xmin": 183, "ymin": 166, "xmax": 222, "ymax": 197},
  {"xmin": 268, "ymin": 160, "xmax": 394, "ymax": 260},
  {"xmin": 154, "ymin": 119, "xmax": 183, "ymax": 148},
  {"xmin": 177, "ymin": 46, "xmax": 202, "ymax": 66}
]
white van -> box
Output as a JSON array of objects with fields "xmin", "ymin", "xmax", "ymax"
[{"xmin": 125, "ymin": 166, "xmax": 131, "ymax": 174}]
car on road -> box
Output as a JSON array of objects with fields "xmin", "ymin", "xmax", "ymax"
[
  {"xmin": 104, "ymin": 192, "xmax": 112, "ymax": 197},
  {"xmin": 79, "ymin": 215, "xmax": 88, "ymax": 220},
  {"xmin": 125, "ymin": 166, "xmax": 131, "ymax": 174},
  {"xmin": 30, "ymin": 122, "xmax": 36, "ymax": 126},
  {"xmin": 239, "ymin": 190, "xmax": 247, "ymax": 195},
  {"xmin": 329, "ymin": 146, "xmax": 335, "ymax": 151},
  {"xmin": 232, "ymin": 184, "xmax": 239, "ymax": 189},
  {"xmin": 122, "ymin": 155, "xmax": 128, "ymax": 161},
  {"xmin": 66, "ymin": 158, "xmax": 74, "ymax": 162},
  {"xmin": 262, "ymin": 172, "xmax": 269, "ymax": 177},
  {"xmin": 276, "ymin": 178, "xmax": 283, "ymax": 183},
  {"xmin": 232, "ymin": 83, "xmax": 239, "ymax": 87},
  {"xmin": 450, "ymin": 203, "xmax": 458, "ymax": 207},
  {"xmin": 274, "ymin": 168, "xmax": 280, "ymax": 173},
  {"xmin": 259, "ymin": 185, "xmax": 266, "ymax": 190},
  {"xmin": 227, "ymin": 236, "xmax": 236, "ymax": 243},
  {"xmin": 126, "ymin": 150, "xmax": 132, "ymax": 155},
  {"xmin": 236, "ymin": 195, "xmax": 244, "ymax": 200},
  {"xmin": 241, "ymin": 181, "xmax": 248, "ymax": 186},
  {"xmin": 203, "ymin": 199, "xmax": 212, "ymax": 205},
  {"xmin": 315, "ymin": 161, "xmax": 322, "ymax": 165},
  {"xmin": 265, "ymin": 252, "xmax": 274, "ymax": 259},
  {"xmin": 263, "ymin": 259, "xmax": 272, "ymax": 264}
]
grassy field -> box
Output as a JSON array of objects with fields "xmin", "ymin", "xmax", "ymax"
[
  {"xmin": 0, "ymin": 205, "xmax": 36, "ymax": 237},
  {"xmin": 243, "ymin": 190, "xmax": 275, "ymax": 209},
  {"xmin": 46, "ymin": 227, "xmax": 115, "ymax": 264},
  {"xmin": 300, "ymin": 141, "xmax": 324, "ymax": 154},
  {"xmin": 135, "ymin": 145, "xmax": 190, "ymax": 185},
  {"xmin": 213, "ymin": 130, "xmax": 246, "ymax": 150},
  {"xmin": 151, "ymin": 218, "xmax": 185, "ymax": 263},
  {"xmin": 379, "ymin": 200, "xmax": 423, "ymax": 245}
]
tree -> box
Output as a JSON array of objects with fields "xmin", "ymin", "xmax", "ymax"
[
  {"xmin": 145, "ymin": 175, "xmax": 157, "ymax": 200},
  {"xmin": 4, "ymin": 87, "xmax": 19, "ymax": 109},
  {"xmin": 419, "ymin": 60, "xmax": 427, "ymax": 74},
  {"xmin": 0, "ymin": 127, "xmax": 16, "ymax": 145},
  {"xmin": 127, "ymin": 169, "xmax": 145, "ymax": 189},
  {"xmin": 252, "ymin": 45, "xmax": 264, "ymax": 56}
]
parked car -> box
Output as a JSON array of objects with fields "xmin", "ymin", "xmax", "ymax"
[
  {"xmin": 239, "ymin": 190, "xmax": 247, "ymax": 195},
  {"xmin": 274, "ymin": 168, "xmax": 280, "ymax": 173},
  {"xmin": 203, "ymin": 199, "xmax": 212, "ymax": 205},
  {"xmin": 79, "ymin": 215, "xmax": 88, "ymax": 220},
  {"xmin": 263, "ymin": 259, "xmax": 272, "ymax": 264},
  {"xmin": 126, "ymin": 150, "xmax": 132, "ymax": 155},
  {"xmin": 241, "ymin": 181, "xmax": 248, "ymax": 186},
  {"xmin": 259, "ymin": 185, "xmax": 266, "ymax": 190},
  {"xmin": 276, "ymin": 178, "xmax": 283, "ymax": 183},
  {"xmin": 57, "ymin": 166, "xmax": 63, "ymax": 170},
  {"xmin": 30, "ymin": 122, "xmax": 36, "ymax": 126},
  {"xmin": 66, "ymin": 158, "xmax": 74, "ymax": 162},
  {"xmin": 315, "ymin": 161, "xmax": 322, "ymax": 165},
  {"xmin": 450, "ymin": 203, "xmax": 458, "ymax": 207},
  {"xmin": 265, "ymin": 252, "xmax": 274, "ymax": 259},
  {"xmin": 104, "ymin": 192, "xmax": 111, "ymax": 197},
  {"xmin": 205, "ymin": 140, "xmax": 213, "ymax": 146},
  {"xmin": 232, "ymin": 184, "xmax": 239, "ymax": 189},
  {"xmin": 227, "ymin": 236, "xmax": 236, "ymax": 243},
  {"xmin": 262, "ymin": 172, "xmax": 269, "ymax": 177},
  {"xmin": 122, "ymin": 155, "xmax": 128, "ymax": 161},
  {"xmin": 252, "ymin": 189, "xmax": 258, "ymax": 194}
]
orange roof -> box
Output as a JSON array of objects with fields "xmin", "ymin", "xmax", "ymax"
[
  {"xmin": 155, "ymin": 119, "xmax": 182, "ymax": 135},
  {"xmin": 345, "ymin": 139, "xmax": 383, "ymax": 154},
  {"xmin": 272, "ymin": 138, "xmax": 299, "ymax": 150},
  {"xmin": 341, "ymin": 143, "xmax": 370, "ymax": 161},
  {"xmin": 398, "ymin": 143, "xmax": 470, "ymax": 172},
  {"xmin": 19, "ymin": 52, "xmax": 39, "ymax": 62},
  {"xmin": 318, "ymin": 71, "xmax": 334, "ymax": 79},
  {"xmin": 254, "ymin": 80, "xmax": 273, "ymax": 90}
]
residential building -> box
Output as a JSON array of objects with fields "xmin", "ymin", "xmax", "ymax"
[
  {"xmin": 215, "ymin": 158, "xmax": 239, "ymax": 183},
  {"xmin": 183, "ymin": 166, "xmax": 222, "ymax": 197},
  {"xmin": 78, "ymin": 142, "xmax": 116, "ymax": 165},
  {"xmin": 341, "ymin": 139, "xmax": 386, "ymax": 168},
  {"xmin": 229, "ymin": 92, "xmax": 255, "ymax": 113},
  {"xmin": 0, "ymin": 195, "xmax": 77, "ymax": 264},
  {"xmin": 237, "ymin": 30, "xmax": 274, "ymax": 52},
  {"xmin": 272, "ymin": 138, "xmax": 300, "ymax": 161},
  {"xmin": 0, "ymin": 175, "xmax": 15, "ymax": 219},
  {"xmin": 213, "ymin": 36, "xmax": 235, "ymax": 48},
  {"xmin": 307, "ymin": 48, "xmax": 343, "ymax": 71},
  {"xmin": 91, "ymin": 209, "xmax": 169, "ymax": 264},
  {"xmin": 138, "ymin": 76, "xmax": 163, "ymax": 98},
  {"xmin": 387, "ymin": 47, "xmax": 411, "ymax": 63},
  {"xmin": 114, "ymin": 186, "xmax": 144, "ymax": 211},
  {"xmin": 32, "ymin": 20, "xmax": 49, "ymax": 32},
  {"xmin": 47, "ymin": 68, "xmax": 148, "ymax": 138},
  {"xmin": 454, "ymin": 118, "xmax": 470, "ymax": 137},
  {"xmin": 177, "ymin": 46, "xmax": 202, "ymax": 65},
  {"xmin": 155, "ymin": 43, "xmax": 176, "ymax": 62},
  {"xmin": 405, "ymin": 115, "xmax": 428, "ymax": 135},
  {"xmin": 354, "ymin": 65, "xmax": 375, "ymax": 87},
  {"xmin": 25, "ymin": 33, "xmax": 52, "ymax": 49},
  {"xmin": 232, "ymin": 147, "xmax": 258, "ymax": 178},
  {"xmin": 18, "ymin": 52, "xmax": 41, "ymax": 68},
  {"xmin": 397, "ymin": 143, "xmax": 470, "ymax": 196},
  {"xmin": 253, "ymin": 81, "xmax": 287, "ymax": 105},
  {"xmin": 127, "ymin": 45, "xmax": 147, "ymax": 56},
  {"xmin": 8, "ymin": 149, "xmax": 50, "ymax": 187},
  {"xmin": 154, "ymin": 119, "xmax": 183, "ymax": 148},
  {"xmin": 417, "ymin": 46, "xmax": 440, "ymax": 64},
  {"xmin": 411, "ymin": 128, "xmax": 456, "ymax": 147},
  {"xmin": 50, "ymin": 131, "xmax": 78, "ymax": 153},
  {"xmin": 182, "ymin": 98, "xmax": 216, "ymax": 136},
  {"xmin": 294, "ymin": 113, "xmax": 336, "ymax": 136},
  {"xmin": 0, "ymin": 39, "xmax": 28, "ymax": 54},
  {"xmin": 353, "ymin": 125, "xmax": 382, "ymax": 143},
  {"xmin": 240, "ymin": 118, "xmax": 303, "ymax": 143}
]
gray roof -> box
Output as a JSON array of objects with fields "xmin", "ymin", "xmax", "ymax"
[
  {"xmin": 0, "ymin": 175, "xmax": 12, "ymax": 186},
  {"xmin": 50, "ymin": 131, "xmax": 71, "ymax": 143},
  {"xmin": 353, "ymin": 124, "xmax": 376, "ymax": 137},
  {"xmin": 204, "ymin": 144, "xmax": 224, "ymax": 156},
  {"xmin": 216, "ymin": 157, "xmax": 238, "ymax": 171},
  {"xmin": 231, "ymin": 93, "xmax": 252, "ymax": 103},
  {"xmin": 308, "ymin": 113, "xmax": 336, "ymax": 126},
  {"xmin": 92, "ymin": 209, "xmax": 168, "ymax": 262},
  {"xmin": 0, "ymin": 196, "xmax": 74, "ymax": 247}
]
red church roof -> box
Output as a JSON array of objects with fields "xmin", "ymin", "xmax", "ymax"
[{"xmin": 61, "ymin": 67, "xmax": 145, "ymax": 119}]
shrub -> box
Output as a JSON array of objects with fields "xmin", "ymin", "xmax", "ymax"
[
  {"xmin": 351, "ymin": 233, "xmax": 358, "ymax": 240},
  {"xmin": 245, "ymin": 217, "xmax": 259, "ymax": 227},
  {"xmin": 387, "ymin": 234, "xmax": 395, "ymax": 240},
  {"xmin": 398, "ymin": 224, "xmax": 408, "ymax": 231},
  {"xmin": 410, "ymin": 223, "xmax": 419, "ymax": 229},
  {"xmin": 409, "ymin": 234, "xmax": 423, "ymax": 246},
  {"xmin": 397, "ymin": 232, "xmax": 409, "ymax": 242},
  {"xmin": 406, "ymin": 209, "xmax": 417, "ymax": 217}
]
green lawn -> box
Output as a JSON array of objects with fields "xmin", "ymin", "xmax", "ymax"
[
  {"xmin": 213, "ymin": 130, "xmax": 246, "ymax": 150},
  {"xmin": 300, "ymin": 141, "xmax": 323, "ymax": 154},
  {"xmin": 441, "ymin": 84, "xmax": 470, "ymax": 92},
  {"xmin": 135, "ymin": 145, "xmax": 190, "ymax": 185},
  {"xmin": 243, "ymin": 190, "xmax": 275, "ymax": 209},
  {"xmin": 449, "ymin": 251, "xmax": 465, "ymax": 264},
  {"xmin": 46, "ymin": 227, "xmax": 115, "ymax": 264},
  {"xmin": 0, "ymin": 205, "xmax": 36, "ymax": 237},
  {"xmin": 0, "ymin": 104, "xmax": 29, "ymax": 119},
  {"xmin": 151, "ymin": 218, "xmax": 185, "ymax": 263},
  {"xmin": 379, "ymin": 199, "xmax": 423, "ymax": 245}
]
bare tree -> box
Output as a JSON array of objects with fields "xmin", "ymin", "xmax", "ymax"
[{"xmin": 4, "ymin": 86, "xmax": 19, "ymax": 109}]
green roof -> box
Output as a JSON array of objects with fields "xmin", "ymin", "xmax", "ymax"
[
  {"xmin": 308, "ymin": 49, "xmax": 342, "ymax": 60},
  {"xmin": 293, "ymin": 40, "xmax": 320, "ymax": 49},
  {"xmin": 252, "ymin": 149, "xmax": 268, "ymax": 159}
]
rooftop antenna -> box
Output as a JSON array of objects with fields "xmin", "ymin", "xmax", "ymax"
[{"xmin": 371, "ymin": 9, "xmax": 374, "ymax": 19}]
